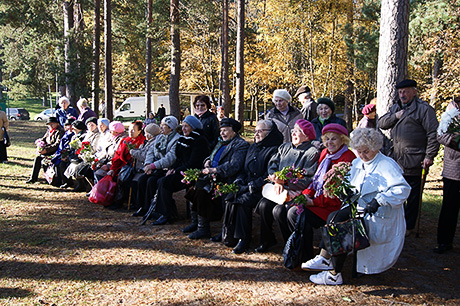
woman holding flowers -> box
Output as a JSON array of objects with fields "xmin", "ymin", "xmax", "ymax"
[
  {"xmin": 434, "ymin": 97, "xmax": 460, "ymax": 254},
  {"xmin": 255, "ymin": 119, "xmax": 320, "ymax": 253},
  {"xmin": 284, "ymin": 123, "xmax": 355, "ymax": 263},
  {"xmin": 183, "ymin": 118, "xmax": 249, "ymax": 240},
  {"xmin": 221, "ymin": 119, "xmax": 283, "ymax": 254},
  {"xmin": 306, "ymin": 128, "xmax": 410, "ymax": 286}
]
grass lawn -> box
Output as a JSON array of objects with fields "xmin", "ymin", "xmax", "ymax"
[{"xmin": 0, "ymin": 121, "xmax": 459, "ymax": 305}]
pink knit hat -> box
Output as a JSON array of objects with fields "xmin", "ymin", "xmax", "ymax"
[
  {"xmin": 322, "ymin": 123, "xmax": 348, "ymax": 136},
  {"xmin": 109, "ymin": 121, "xmax": 125, "ymax": 134},
  {"xmin": 362, "ymin": 104, "xmax": 376, "ymax": 115},
  {"xmin": 295, "ymin": 119, "xmax": 316, "ymax": 140}
]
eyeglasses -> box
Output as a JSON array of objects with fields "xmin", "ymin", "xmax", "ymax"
[
  {"xmin": 291, "ymin": 129, "xmax": 303, "ymax": 134},
  {"xmin": 254, "ymin": 129, "xmax": 270, "ymax": 134}
]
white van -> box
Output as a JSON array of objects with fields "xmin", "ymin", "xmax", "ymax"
[{"xmin": 114, "ymin": 96, "xmax": 170, "ymax": 121}]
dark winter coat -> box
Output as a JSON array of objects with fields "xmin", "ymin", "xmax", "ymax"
[
  {"xmin": 311, "ymin": 114, "xmax": 347, "ymax": 142},
  {"xmin": 51, "ymin": 130, "xmax": 75, "ymax": 165},
  {"xmin": 195, "ymin": 110, "xmax": 219, "ymax": 149},
  {"xmin": 172, "ymin": 129, "xmax": 210, "ymax": 173},
  {"xmin": 205, "ymin": 135, "xmax": 250, "ymax": 184},
  {"xmin": 300, "ymin": 99, "xmax": 317, "ymax": 122},
  {"xmin": 39, "ymin": 125, "xmax": 65, "ymax": 156},
  {"xmin": 379, "ymin": 96, "xmax": 439, "ymax": 176}
]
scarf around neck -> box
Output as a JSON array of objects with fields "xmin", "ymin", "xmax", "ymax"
[
  {"xmin": 209, "ymin": 136, "xmax": 233, "ymax": 163},
  {"xmin": 311, "ymin": 144, "xmax": 349, "ymax": 197}
]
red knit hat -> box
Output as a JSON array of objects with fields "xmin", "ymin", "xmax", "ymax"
[
  {"xmin": 295, "ymin": 119, "xmax": 316, "ymax": 140},
  {"xmin": 362, "ymin": 104, "xmax": 376, "ymax": 115},
  {"xmin": 322, "ymin": 123, "xmax": 348, "ymax": 136}
]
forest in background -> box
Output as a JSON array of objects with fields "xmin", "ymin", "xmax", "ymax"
[{"xmin": 1, "ymin": 0, "xmax": 459, "ymax": 120}]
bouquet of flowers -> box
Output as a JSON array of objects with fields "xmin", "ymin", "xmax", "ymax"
[
  {"xmin": 91, "ymin": 158, "xmax": 100, "ymax": 170},
  {"xmin": 213, "ymin": 183, "xmax": 239, "ymax": 199},
  {"xmin": 291, "ymin": 194, "xmax": 309, "ymax": 214},
  {"xmin": 69, "ymin": 138, "xmax": 82, "ymax": 150},
  {"xmin": 124, "ymin": 140, "xmax": 137, "ymax": 151},
  {"xmin": 35, "ymin": 139, "xmax": 46, "ymax": 154},
  {"xmin": 273, "ymin": 164, "xmax": 306, "ymax": 184},
  {"xmin": 76, "ymin": 141, "xmax": 96, "ymax": 163},
  {"xmin": 181, "ymin": 168, "xmax": 202, "ymax": 184},
  {"xmin": 438, "ymin": 107, "xmax": 460, "ymax": 147},
  {"xmin": 323, "ymin": 162, "xmax": 360, "ymax": 217}
]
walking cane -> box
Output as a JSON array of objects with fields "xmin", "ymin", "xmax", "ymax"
[{"xmin": 415, "ymin": 168, "xmax": 428, "ymax": 238}]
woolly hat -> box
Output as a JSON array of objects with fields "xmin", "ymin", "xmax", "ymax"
[
  {"xmin": 322, "ymin": 123, "xmax": 348, "ymax": 136},
  {"xmin": 396, "ymin": 79, "xmax": 417, "ymax": 89},
  {"xmin": 145, "ymin": 123, "xmax": 161, "ymax": 137},
  {"xmin": 72, "ymin": 120, "xmax": 86, "ymax": 131},
  {"xmin": 362, "ymin": 104, "xmax": 376, "ymax": 115},
  {"xmin": 220, "ymin": 118, "xmax": 242, "ymax": 133},
  {"xmin": 294, "ymin": 85, "xmax": 311, "ymax": 98},
  {"xmin": 183, "ymin": 115, "xmax": 203, "ymax": 130},
  {"xmin": 272, "ymin": 89, "xmax": 292, "ymax": 103},
  {"xmin": 109, "ymin": 121, "xmax": 125, "ymax": 134},
  {"xmin": 295, "ymin": 119, "xmax": 316, "ymax": 140},
  {"xmin": 317, "ymin": 97, "xmax": 335, "ymax": 113},
  {"xmin": 85, "ymin": 117, "xmax": 98, "ymax": 126},
  {"xmin": 46, "ymin": 116, "xmax": 59, "ymax": 124},
  {"xmin": 161, "ymin": 115, "xmax": 179, "ymax": 130},
  {"xmin": 98, "ymin": 118, "xmax": 110, "ymax": 128}
]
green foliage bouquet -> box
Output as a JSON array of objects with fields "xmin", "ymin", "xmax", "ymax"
[
  {"xmin": 273, "ymin": 164, "xmax": 306, "ymax": 184},
  {"xmin": 213, "ymin": 183, "xmax": 239, "ymax": 199},
  {"xmin": 180, "ymin": 169, "xmax": 202, "ymax": 184}
]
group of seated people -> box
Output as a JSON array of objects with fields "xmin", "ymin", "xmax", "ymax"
[{"xmin": 26, "ymin": 93, "xmax": 411, "ymax": 286}]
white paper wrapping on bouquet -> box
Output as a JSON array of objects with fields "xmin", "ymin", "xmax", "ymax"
[{"xmin": 262, "ymin": 183, "xmax": 288, "ymax": 205}]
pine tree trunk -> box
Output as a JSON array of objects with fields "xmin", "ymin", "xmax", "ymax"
[
  {"xmin": 344, "ymin": 1, "xmax": 354, "ymax": 131},
  {"xmin": 63, "ymin": 1, "xmax": 75, "ymax": 106},
  {"xmin": 145, "ymin": 0, "xmax": 153, "ymax": 116},
  {"xmin": 104, "ymin": 0, "xmax": 113, "ymax": 120},
  {"xmin": 221, "ymin": 0, "xmax": 230, "ymax": 117},
  {"xmin": 235, "ymin": 0, "xmax": 245, "ymax": 128},
  {"xmin": 376, "ymin": 0, "xmax": 410, "ymax": 119},
  {"xmin": 169, "ymin": 0, "xmax": 181, "ymax": 120},
  {"xmin": 92, "ymin": 0, "xmax": 101, "ymax": 117}
]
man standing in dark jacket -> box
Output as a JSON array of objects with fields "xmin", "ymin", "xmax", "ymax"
[
  {"xmin": 379, "ymin": 79, "xmax": 440, "ymax": 234},
  {"xmin": 295, "ymin": 85, "xmax": 317, "ymax": 122}
]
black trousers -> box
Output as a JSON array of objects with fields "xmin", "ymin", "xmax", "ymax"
[
  {"xmin": 437, "ymin": 178, "xmax": 460, "ymax": 245},
  {"xmin": 256, "ymin": 197, "xmax": 281, "ymax": 245},
  {"xmin": 326, "ymin": 207, "xmax": 353, "ymax": 273},
  {"xmin": 30, "ymin": 155, "xmax": 44, "ymax": 181},
  {"xmin": 136, "ymin": 170, "xmax": 165, "ymax": 210},
  {"xmin": 404, "ymin": 175, "xmax": 422, "ymax": 230},
  {"xmin": 0, "ymin": 141, "xmax": 7, "ymax": 162},
  {"xmin": 287, "ymin": 206, "xmax": 326, "ymax": 262},
  {"xmin": 154, "ymin": 171, "xmax": 185, "ymax": 220}
]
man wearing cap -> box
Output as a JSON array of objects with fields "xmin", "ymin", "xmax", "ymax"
[
  {"xmin": 266, "ymin": 89, "xmax": 303, "ymax": 143},
  {"xmin": 295, "ymin": 85, "xmax": 317, "ymax": 122},
  {"xmin": 379, "ymin": 79, "xmax": 439, "ymax": 234},
  {"xmin": 26, "ymin": 117, "xmax": 65, "ymax": 183},
  {"xmin": 56, "ymin": 96, "xmax": 79, "ymax": 127}
]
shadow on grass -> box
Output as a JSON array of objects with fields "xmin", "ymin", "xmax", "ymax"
[{"xmin": 0, "ymin": 287, "xmax": 34, "ymax": 299}]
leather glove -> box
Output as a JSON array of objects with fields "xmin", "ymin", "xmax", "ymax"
[
  {"xmin": 233, "ymin": 179, "xmax": 244, "ymax": 186},
  {"xmin": 364, "ymin": 199, "xmax": 380, "ymax": 215}
]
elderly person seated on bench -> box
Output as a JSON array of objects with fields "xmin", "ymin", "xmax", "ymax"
[{"xmin": 305, "ymin": 128, "xmax": 411, "ymax": 286}]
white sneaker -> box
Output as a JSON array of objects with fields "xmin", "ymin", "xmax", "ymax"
[
  {"xmin": 309, "ymin": 271, "xmax": 343, "ymax": 285},
  {"xmin": 301, "ymin": 255, "xmax": 333, "ymax": 271}
]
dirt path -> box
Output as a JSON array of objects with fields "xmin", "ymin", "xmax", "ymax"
[{"xmin": 0, "ymin": 121, "xmax": 458, "ymax": 305}]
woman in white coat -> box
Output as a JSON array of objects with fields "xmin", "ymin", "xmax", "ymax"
[{"xmin": 305, "ymin": 128, "xmax": 411, "ymax": 285}]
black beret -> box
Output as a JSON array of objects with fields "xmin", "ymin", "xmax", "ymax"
[
  {"xmin": 396, "ymin": 79, "xmax": 417, "ymax": 89},
  {"xmin": 317, "ymin": 97, "xmax": 335, "ymax": 113},
  {"xmin": 294, "ymin": 85, "xmax": 311, "ymax": 98},
  {"xmin": 46, "ymin": 116, "xmax": 59, "ymax": 124},
  {"xmin": 85, "ymin": 116, "xmax": 98, "ymax": 125},
  {"xmin": 220, "ymin": 118, "xmax": 242, "ymax": 133},
  {"xmin": 64, "ymin": 118, "xmax": 76, "ymax": 126},
  {"xmin": 72, "ymin": 120, "xmax": 86, "ymax": 131}
]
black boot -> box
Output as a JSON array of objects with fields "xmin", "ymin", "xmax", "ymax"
[
  {"xmin": 132, "ymin": 207, "xmax": 147, "ymax": 217},
  {"xmin": 182, "ymin": 210, "xmax": 198, "ymax": 233},
  {"xmin": 72, "ymin": 178, "xmax": 86, "ymax": 192},
  {"xmin": 232, "ymin": 239, "xmax": 251, "ymax": 254},
  {"xmin": 188, "ymin": 215, "xmax": 211, "ymax": 239}
]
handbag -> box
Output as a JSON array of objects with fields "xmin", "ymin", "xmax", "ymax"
[
  {"xmin": 2, "ymin": 128, "xmax": 10, "ymax": 147},
  {"xmin": 321, "ymin": 215, "xmax": 370, "ymax": 256},
  {"xmin": 118, "ymin": 161, "xmax": 135, "ymax": 184},
  {"xmin": 283, "ymin": 210, "xmax": 306, "ymax": 269},
  {"xmin": 89, "ymin": 175, "xmax": 117, "ymax": 206},
  {"xmin": 194, "ymin": 174, "xmax": 214, "ymax": 193}
]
